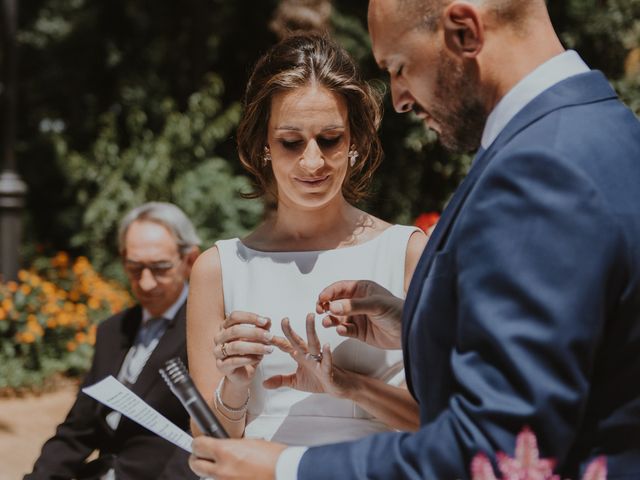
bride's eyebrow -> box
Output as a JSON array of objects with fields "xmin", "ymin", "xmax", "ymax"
[{"xmin": 274, "ymin": 125, "xmax": 345, "ymax": 132}]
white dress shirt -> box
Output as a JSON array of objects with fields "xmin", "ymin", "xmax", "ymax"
[{"xmin": 275, "ymin": 50, "xmax": 591, "ymax": 480}]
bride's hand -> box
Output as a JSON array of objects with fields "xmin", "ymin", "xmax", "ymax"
[
  {"xmin": 213, "ymin": 311, "xmax": 274, "ymax": 388},
  {"xmin": 263, "ymin": 314, "xmax": 352, "ymax": 399}
]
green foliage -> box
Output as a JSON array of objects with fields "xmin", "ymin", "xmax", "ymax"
[
  {"xmin": 47, "ymin": 75, "xmax": 263, "ymax": 277},
  {"xmin": 10, "ymin": 0, "xmax": 640, "ymax": 277},
  {"xmin": 16, "ymin": 0, "xmax": 277, "ymax": 272}
]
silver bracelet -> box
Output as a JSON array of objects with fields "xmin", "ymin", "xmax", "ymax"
[
  {"xmin": 214, "ymin": 402, "xmax": 246, "ymax": 422},
  {"xmin": 215, "ymin": 377, "xmax": 250, "ymax": 414}
]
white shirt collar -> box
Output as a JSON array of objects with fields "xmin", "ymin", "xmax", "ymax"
[
  {"xmin": 481, "ymin": 50, "xmax": 590, "ymax": 150},
  {"xmin": 142, "ymin": 283, "xmax": 189, "ymax": 324}
]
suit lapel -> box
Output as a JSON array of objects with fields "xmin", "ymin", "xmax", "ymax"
[
  {"xmin": 105, "ymin": 306, "xmax": 142, "ymax": 378},
  {"xmin": 403, "ymin": 147, "xmax": 493, "ymax": 343},
  {"xmin": 128, "ymin": 302, "xmax": 187, "ymax": 400}
]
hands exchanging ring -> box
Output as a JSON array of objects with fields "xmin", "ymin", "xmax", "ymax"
[
  {"xmin": 214, "ymin": 280, "xmax": 403, "ymax": 399},
  {"xmin": 263, "ymin": 314, "xmax": 352, "ymax": 399}
]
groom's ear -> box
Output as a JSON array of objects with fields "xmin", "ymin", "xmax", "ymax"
[{"xmin": 442, "ymin": 1, "xmax": 484, "ymax": 58}]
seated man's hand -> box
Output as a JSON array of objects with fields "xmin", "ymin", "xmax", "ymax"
[
  {"xmin": 317, "ymin": 280, "xmax": 404, "ymax": 350},
  {"xmin": 190, "ymin": 437, "xmax": 286, "ymax": 480}
]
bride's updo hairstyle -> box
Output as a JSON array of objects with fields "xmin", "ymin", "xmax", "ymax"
[{"xmin": 236, "ymin": 33, "xmax": 383, "ymax": 202}]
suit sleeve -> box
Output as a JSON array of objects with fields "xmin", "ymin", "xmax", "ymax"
[
  {"xmin": 25, "ymin": 332, "xmax": 107, "ymax": 479},
  {"xmin": 298, "ymin": 148, "xmax": 623, "ymax": 479}
]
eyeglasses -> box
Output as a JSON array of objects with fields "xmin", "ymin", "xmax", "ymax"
[{"xmin": 124, "ymin": 258, "xmax": 181, "ymax": 280}]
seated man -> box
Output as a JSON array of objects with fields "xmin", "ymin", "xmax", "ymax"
[{"xmin": 26, "ymin": 202, "xmax": 200, "ymax": 480}]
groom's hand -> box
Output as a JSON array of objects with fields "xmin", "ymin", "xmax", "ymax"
[
  {"xmin": 316, "ymin": 280, "xmax": 404, "ymax": 349},
  {"xmin": 189, "ymin": 436, "xmax": 286, "ymax": 480}
]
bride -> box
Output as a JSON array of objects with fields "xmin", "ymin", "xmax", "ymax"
[{"xmin": 187, "ymin": 33, "xmax": 427, "ymax": 446}]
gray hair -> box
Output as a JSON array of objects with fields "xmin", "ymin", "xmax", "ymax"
[{"xmin": 118, "ymin": 202, "xmax": 201, "ymax": 256}]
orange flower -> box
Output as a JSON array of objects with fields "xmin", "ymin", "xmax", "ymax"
[
  {"xmin": 19, "ymin": 331, "xmax": 36, "ymax": 344},
  {"xmin": 66, "ymin": 341, "xmax": 77, "ymax": 352},
  {"xmin": 0, "ymin": 308, "xmax": 6, "ymax": 320},
  {"xmin": 20, "ymin": 284, "xmax": 32, "ymax": 295},
  {"xmin": 72, "ymin": 257, "xmax": 90, "ymax": 275},
  {"xmin": 57, "ymin": 312, "xmax": 71, "ymax": 326},
  {"xmin": 7, "ymin": 281, "xmax": 18, "ymax": 293},
  {"xmin": 17, "ymin": 270, "xmax": 29, "ymax": 282},
  {"xmin": 2, "ymin": 298, "xmax": 12, "ymax": 311},
  {"xmin": 46, "ymin": 318, "xmax": 58, "ymax": 329},
  {"xmin": 88, "ymin": 324, "xmax": 97, "ymax": 345},
  {"xmin": 28, "ymin": 322, "xmax": 44, "ymax": 336},
  {"xmin": 75, "ymin": 332, "xmax": 87, "ymax": 343},
  {"xmin": 52, "ymin": 251, "xmax": 70, "ymax": 268},
  {"xmin": 42, "ymin": 282, "xmax": 56, "ymax": 296},
  {"xmin": 88, "ymin": 297, "xmax": 101, "ymax": 310}
]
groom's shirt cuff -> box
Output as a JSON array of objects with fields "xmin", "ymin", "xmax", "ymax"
[{"xmin": 276, "ymin": 446, "xmax": 308, "ymax": 479}]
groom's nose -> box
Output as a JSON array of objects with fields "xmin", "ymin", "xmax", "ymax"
[{"xmin": 390, "ymin": 79, "xmax": 414, "ymax": 114}]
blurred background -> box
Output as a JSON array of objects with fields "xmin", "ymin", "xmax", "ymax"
[{"xmin": 0, "ymin": 1, "xmax": 639, "ymax": 470}]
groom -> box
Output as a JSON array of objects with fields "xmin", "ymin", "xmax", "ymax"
[{"xmin": 189, "ymin": 0, "xmax": 640, "ymax": 478}]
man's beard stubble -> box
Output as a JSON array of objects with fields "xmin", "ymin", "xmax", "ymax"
[{"xmin": 431, "ymin": 52, "xmax": 487, "ymax": 154}]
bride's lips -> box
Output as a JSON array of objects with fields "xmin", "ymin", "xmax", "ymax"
[{"xmin": 295, "ymin": 175, "xmax": 330, "ymax": 187}]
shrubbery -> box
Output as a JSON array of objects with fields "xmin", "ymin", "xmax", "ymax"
[{"xmin": 0, "ymin": 253, "xmax": 132, "ymax": 392}]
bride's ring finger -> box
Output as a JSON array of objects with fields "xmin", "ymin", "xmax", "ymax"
[{"xmin": 307, "ymin": 352, "xmax": 323, "ymax": 362}]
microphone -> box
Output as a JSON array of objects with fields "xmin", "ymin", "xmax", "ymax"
[{"xmin": 159, "ymin": 357, "xmax": 229, "ymax": 439}]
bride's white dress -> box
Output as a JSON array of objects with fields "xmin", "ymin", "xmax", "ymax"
[{"xmin": 215, "ymin": 225, "xmax": 418, "ymax": 446}]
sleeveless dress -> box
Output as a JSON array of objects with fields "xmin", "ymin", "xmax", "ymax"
[{"xmin": 215, "ymin": 224, "xmax": 419, "ymax": 446}]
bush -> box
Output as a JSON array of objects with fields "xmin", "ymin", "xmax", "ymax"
[{"xmin": 0, "ymin": 253, "xmax": 132, "ymax": 391}]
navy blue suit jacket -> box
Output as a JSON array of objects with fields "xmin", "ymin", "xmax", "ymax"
[{"xmin": 299, "ymin": 71, "xmax": 640, "ymax": 479}]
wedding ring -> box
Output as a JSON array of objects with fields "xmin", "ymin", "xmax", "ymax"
[
  {"xmin": 221, "ymin": 343, "xmax": 229, "ymax": 359},
  {"xmin": 308, "ymin": 352, "xmax": 323, "ymax": 362}
]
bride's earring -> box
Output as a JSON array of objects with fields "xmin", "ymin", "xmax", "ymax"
[
  {"xmin": 263, "ymin": 146, "xmax": 272, "ymax": 167},
  {"xmin": 348, "ymin": 145, "xmax": 359, "ymax": 167}
]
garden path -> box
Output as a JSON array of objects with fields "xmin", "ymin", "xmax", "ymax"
[{"xmin": 0, "ymin": 383, "xmax": 76, "ymax": 480}]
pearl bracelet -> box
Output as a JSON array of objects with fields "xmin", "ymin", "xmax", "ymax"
[{"xmin": 215, "ymin": 377, "xmax": 250, "ymax": 416}]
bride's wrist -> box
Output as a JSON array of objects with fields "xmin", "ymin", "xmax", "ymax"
[
  {"xmin": 216, "ymin": 377, "xmax": 250, "ymax": 411},
  {"xmin": 223, "ymin": 373, "xmax": 252, "ymax": 390}
]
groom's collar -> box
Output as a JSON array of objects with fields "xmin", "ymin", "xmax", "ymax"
[{"xmin": 480, "ymin": 50, "xmax": 590, "ymax": 150}]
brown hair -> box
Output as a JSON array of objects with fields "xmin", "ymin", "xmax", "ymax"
[{"xmin": 236, "ymin": 33, "xmax": 383, "ymax": 203}]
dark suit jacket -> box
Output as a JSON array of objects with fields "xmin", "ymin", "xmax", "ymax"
[
  {"xmin": 25, "ymin": 302, "xmax": 198, "ymax": 480},
  {"xmin": 298, "ymin": 71, "xmax": 640, "ymax": 479}
]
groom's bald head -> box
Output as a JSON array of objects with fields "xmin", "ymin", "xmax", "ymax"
[{"xmin": 395, "ymin": 0, "xmax": 545, "ymax": 32}]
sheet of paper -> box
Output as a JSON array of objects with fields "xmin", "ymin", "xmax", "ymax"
[{"xmin": 82, "ymin": 375, "xmax": 193, "ymax": 453}]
